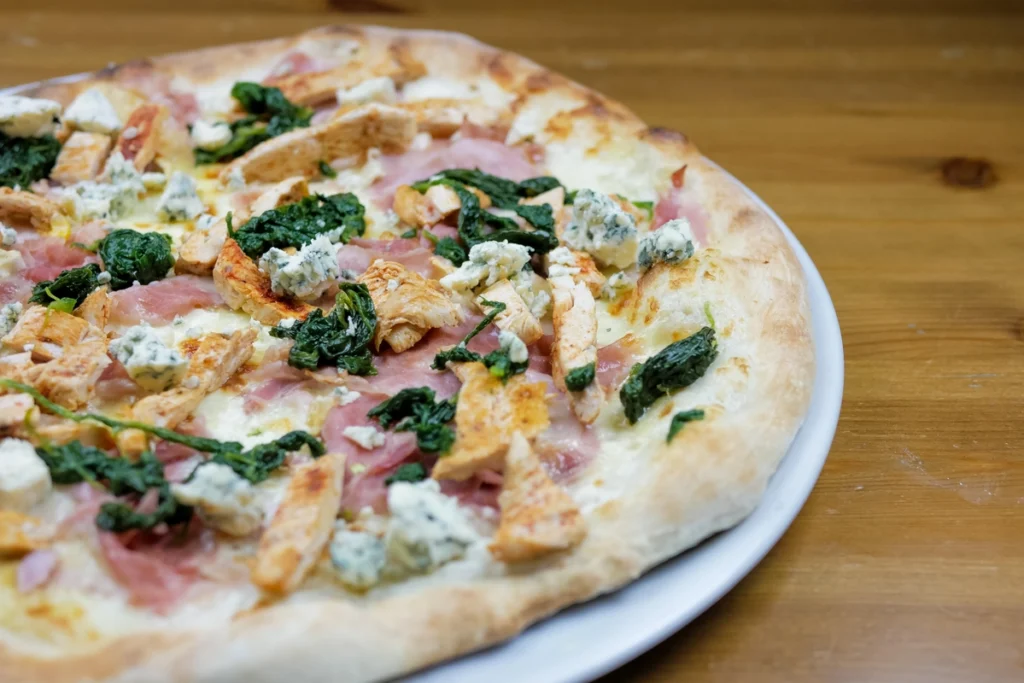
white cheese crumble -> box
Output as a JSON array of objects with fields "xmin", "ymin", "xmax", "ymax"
[
  {"xmin": 120, "ymin": 126, "xmax": 138, "ymax": 140},
  {"xmin": 225, "ymin": 166, "xmax": 246, "ymax": 191},
  {"xmin": 602, "ymin": 270, "xmax": 637, "ymax": 299},
  {"xmin": 564, "ymin": 189, "xmax": 638, "ymax": 269},
  {"xmin": 637, "ymin": 218, "xmax": 695, "ymax": 271},
  {"xmin": 0, "ymin": 95, "xmax": 61, "ymax": 138},
  {"xmin": 386, "ymin": 278, "xmax": 399, "ymax": 292},
  {"xmin": 257, "ymin": 234, "xmax": 340, "ymax": 301},
  {"xmin": 96, "ymin": 271, "xmax": 111, "ymax": 285},
  {"xmin": 189, "ymin": 119, "xmax": 232, "ymax": 151},
  {"xmin": 0, "ymin": 302, "xmax": 22, "ymax": 338},
  {"xmin": 513, "ymin": 271, "xmax": 551, "ymax": 319},
  {"xmin": 498, "ymin": 330, "xmax": 529, "ymax": 364},
  {"xmin": 0, "ymin": 438, "xmax": 52, "ymax": 512},
  {"xmin": 141, "ymin": 172, "xmax": 167, "ymax": 191},
  {"xmin": 440, "ymin": 240, "xmax": 533, "ymax": 293},
  {"xmin": 0, "ymin": 249, "xmax": 24, "ymax": 279},
  {"xmin": 170, "ymin": 462, "xmax": 263, "ymax": 537},
  {"xmin": 63, "ymin": 151, "xmax": 145, "ymax": 220},
  {"xmin": 0, "ymin": 223, "xmax": 16, "ymax": 247},
  {"xmin": 328, "ymin": 520, "xmax": 387, "ymax": 589},
  {"xmin": 195, "ymin": 214, "xmax": 218, "ymax": 232},
  {"xmin": 342, "ymin": 425, "xmax": 386, "ymax": 451},
  {"xmin": 156, "ymin": 171, "xmax": 205, "ymax": 222},
  {"xmin": 547, "ymin": 245, "xmax": 581, "ymax": 278},
  {"xmin": 333, "ymin": 386, "xmax": 362, "ymax": 406},
  {"xmin": 63, "ymin": 87, "xmax": 121, "ymax": 135},
  {"xmin": 410, "ymin": 131, "xmax": 432, "ymax": 151},
  {"xmin": 336, "ymin": 77, "xmax": 397, "ymax": 107},
  {"xmin": 385, "ymin": 479, "xmax": 478, "ymax": 574},
  {"xmin": 109, "ymin": 323, "xmax": 189, "ymax": 392}
]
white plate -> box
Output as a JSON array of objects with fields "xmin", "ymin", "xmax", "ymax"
[{"xmin": 410, "ymin": 167, "xmax": 845, "ymax": 683}]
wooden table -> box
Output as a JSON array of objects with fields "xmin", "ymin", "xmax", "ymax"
[{"xmin": 3, "ymin": 1, "xmax": 1022, "ymax": 681}]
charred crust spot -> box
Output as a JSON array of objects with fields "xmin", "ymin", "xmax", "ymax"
[
  {"xmin": 671, "ymin": 165, "xmax": 687, "ymax": 189},
  {"xmin": 484, "ymin": 52, "xmax": 516, "ymax": 87},
  {"xmin": 658, "ymin": 402, "xmax": 675, "ymax": 418},
  {"xmin": 941, "ymin": 157, "xmax": 996, "ymax": 188},
  {"xmin": 646, "ymin": 127, "xmax": 688, "ymax": 145},
  {"xmin": 300, "ymin": 464, "xmax": 329, "ymax": 495},
  {"xmin": 179, "ymin": 339, "xmax": 202, "ymax": 357},
  {"xmin": 525, "ymin": 70, "xmax": 557, "ymax": 93},
  {"xmin": 98, "ymin": 58, "xmax": 154, "ymax": 79}
]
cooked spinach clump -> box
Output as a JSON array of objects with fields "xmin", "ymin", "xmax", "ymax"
[
  {"xmin": 423, "ymin": 229, "xmax": 467, "ymax": 266},
  {"xmin": 228, "ymin": 193, "xmax": 365, "ymax": 260},
  {"xmin": 565, "ymin": 362, "xmax": 596, "ymax": 392},
  {"xmin": 194, "ymin": 82, "xmax": 312, "ymax": 164},
  {"xmin": 0, "ymin": 132, "xmax": 61, "ymax": 188},
  {"xmin": 28, "ymin": 264, "xmax": 102, "ymax": 311},
  {"xmin": 430, "ymin": 300, "xmax": 527, "ymax": 381},
  {"xmin": 271, "ymin": 283, "xmax": 377, "ymax": 374},
  {"xmin": 410, "ymin": 169, "xmax": 563, "ymax": 255},
  {"xmin": 98, "ymin": 229, "xmax": 173, "ymax": 290},
  {"xmin": 666, "ymin": 409, "xmax": 705, "ymax": 443},
  {"xmin": 620, "ymin": 327, "xmax": 718, "ymax": 424},
  {"xmin": 385, "ymin": 462, "xmax": 428, "ymax": 485},
  {"xmin": 206, "ymin": 430, "xmax": 325, "ymax": 484},
  {"xmin": 369, "ymin": 387, "xmax": 458, "ymax": 454}
]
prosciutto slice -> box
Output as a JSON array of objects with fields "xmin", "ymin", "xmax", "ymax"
[
  {"xmin": 15, "ymin": 235, "xmax": 98, "ymax": 282},
  {"xmin": 109, "ymin": 276, "xmax": 223, "ymax": 326},
  {"xmin": 0, "ymin": 275, "xmax": 32, "ymax": 305},
  {"xmin": 337, "ymin": 238, "xmax": 434, "ymax": 278},
  {"xmin": 17, "ymin": 550, "xmax": 59, "ymax": 593},
  {"xmin": 653, "ymin": 188, "xmax": 710, "ymax": 245},
  {"xmin": 596, "ymin": 336, "xmax": 641, "ymax": 391}
]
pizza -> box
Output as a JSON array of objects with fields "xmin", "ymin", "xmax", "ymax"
[{"xmin": 0, "ymin": 25, "xmax": 814, "ymax": 682}]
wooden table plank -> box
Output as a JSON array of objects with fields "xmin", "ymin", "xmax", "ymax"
[{"xmin": 2, "ymin": 2, "xmax": 1022, "ymax": 681}]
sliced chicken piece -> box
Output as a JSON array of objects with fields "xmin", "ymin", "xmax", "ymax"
[
  {"xmin": 358, "ymin": 259, "xmax": 462, "ymax": 353},
  {"xmin": 433, "ymin": 363, "xmax": 549, "ymax": 481},
  {"xmin": 212, "ymin": 239, "xmax": 316, "ymax": 326},
  {"xmin": 521, "ymin": 186, "xmax": 565, "ymax": 210},
  {"xmin": 176, "ymin": 177, "xmax": 309, "ymax": 276},
  {"xmin": 0, "ymin": 395, "xmax": 39, "ymax": 438},
  {"xmin": 549, "ymin": 276, "xmax": 604, "ymax": 424},
  {"xmin": 219, "ymin": 104, "xmax": 415, "ymax": 186},
  {"xmin": 117, "ymin": 103, "xmax": 168, "ymax": 172},
  {"xmin": 252, "ymin": 453, "xmax": 346, "ymax": 594},
  {"xmin": 429, "ymin": 255, "xmax": 457, "ymax": 279},
  {"xmin": 49, "ymin": 131, "xmax": 113, "ymax": 185},
  {"xmin": 392, "ymin": 183, "xmax": 490, "ymax": 229},
  {"xmin": 31, "ymin": 420, "xmax": 112, "ymax": 448},
  {"xmin": 74, "ymin": 286, "xmax": 111, "ymax": 330},
  {"xmin": 266, "ymin": 53, "xmax": 426, "ymax": 107},
  {"xmin": 0, "ymin": 510, "xmax": 53, "ymax": 556},
  {"xmin": 476, "ymin": 279, "xmax": 543, "ymax": 345},
  {"xmin": 117, "ymin": 328, "xmax": 257, "ymax": 455},
  {"xmin": 23, "ymin": 335, "xmax": 111, "ymax": 411},
  {"xmin": 611, "ymin": 195, "xmax": 648, "ymax": 226},
  {"xmin": 545, "ymin": 247, "xmax": 606, "ymax": 298},
  {"xmin": 393, "ymin": 99, "xmax": 510, "ymax": 138},
  {"xmin": 489, "ymin": 432, "xmax": 587, "ymax": 563},
  {"xmin": 0, "ymin": 188, "xmax": 63, "ymax": 232},
  {"xmin": 2, "ymin": 305, "xmax": 90, "ymax": 362}
]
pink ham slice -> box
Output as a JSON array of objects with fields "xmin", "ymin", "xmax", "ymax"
[
  {"xmin": 653, "ymin": 189, "xmax": 710, "ymax": 245},
  {"xmin": 114, "ymin": 64, "xmax": 199, "ymax": 124},
  {"xmin": 17, "ymin": 550, "xmax": 59, "ymax": 593},
  {"xmin": 109, "ymin": 276, "xmax": 223, "ymax": 326},
  {"xmin": 337, "ymin": 238, "xmax": 434, "ymax": 278},
  {"xmin": 596, "ymin": 337, "xmax": 641, "ymax": 391},
  {"xmin": 95, "ymin": 361, "xmax": 140, "ymax": 401},
  {"xmin": 372, "ymin": 138, "xmax": 539, "ymax": 208},
  {"xmin": 0, "ymin": 275, "xmax": 32, "ymax": 305},
  {"xmin": 15, "ymin": 235, "xmax": 98, "ymax": 282}
]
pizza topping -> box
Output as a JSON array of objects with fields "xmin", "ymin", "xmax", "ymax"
[
  {"xmin": 601, "ymin": 270, "xmax": 636, "ymax": 300},
  {"xmin": 117, "ymin": 103, "xmax": 167, "ymax": 173},
  {"xmin": 0, "ymin": 131, "xmax": 61, "ymax": 189},
  {"xmin": 252, "ymin": 452, "xmax": 345, "ymax": 594},
  {"xmin": 384, "ymin": 478, "xmax": 478, "ymax": 574},
  {"xmin": 666, "ymin": 409, "xmax": 705, "ymax": 443},
  {"xmin": 0, "ymin": 96, "xmax": 61, "ymax": 138},
  {"xmin": 50, "ymin": 131, "xmax": 113, "ymax": 185},
  {"xmin": 489, "ymin": 432, "xmax": 586, "ymax": 563},
  {"xmin": 108, "ymin": 275, "xmax": 222, "ymax": 326},
  {"xmin": 440, "ymin": 240, "xmax": 532, "ymax": 293},
  {"xmin": 3, "ymin": 305, "xmax": 90, "ymax": 360},
  {"xmin": 28, "ymin": 263, "xmax": 102, "ymax": 310},
  {"xmin": 59, "ymin": 152, "xmax": 143, "ymax": 221},
  {"xmin": 328, "ymin": 520, "xmax": 387, "ymax": 589},
  {"xmin": 564, "ymin": 362, "xmax": 596, "ymax": 392},
  {"xmin": 99, "ymin": 228, "xmax": 174, "ymax": 290},
  {"xmin": 63, "ymin": 88, "xmax": 121, "ymax": 135},
  {"xmin": 0, "ymin": 510, "xmax": 53, "ymax": 555},
  {"xmin": 0, "ymin": 302, "xmax": 21, "ymax": 337},
  {"xmin": 545, "ymin": 246, "xmax": 606, "ymax": 297},
  {"xmin": 342, "ymin": 425, "xmax": 387, "ymax": 450},
  {"xmin": 228, "ymin": 192, "xmax": 365, "ymax": 260},
  {"xmin": 170, "ymin": 462, "xmax": 263, "ymax": 536},
  {"xmin": 258, "ymin": 233, "xmax": 340, "ymax": 301},
  {"xmin": 189, "ymin": 119, "xmax": 232, "ymax": 151},
  {"xmin": 270, "ymin": 283, "xmax": 376, "ymax": 372},
  {"xmin": 194, "ymin": 82, "xmax": 313, "ymax": 165},
  {"xmin": 359, "ymin": 259, "xmax": 462, "ymax": 353},
  {"xmin": 563, "ymin": 189, "xmax": 639, "ymax": 269},
  {"xmin": 108, "ymin": 323, "xmax": 189, "ymax": 392},
  {"xmin": 0, "ymin": 188, "xmax": 64, "ymax": 231},
  {"xmin": 213, "ymin": 238, "xmax": 317, "ymax": 326},
  {"xmin": 336, "ymin": 76, "xmax": 397, "ymax": 108},
  {"xmin": 637, "ymin": 218, "xmax": 695, "ymax": 271},
  {"xmin": 0, "ymin": 437, "xmax": 53, "ymax": 511},
  {"xmin": 475, "ymin": 279, "xmax": 543, "ymax": 345},
  {"xmin": 620, "ymin": 326, "xmax": 718, "ymax": 424},
  {"xmin": 550, "ymin": 275, "xmax": 603, "ymax": 423},
  {"xmin": 367, "ymin": 386, "xmax": 457, "ymax": 454},
  {"xmin": 156, "ymin": 171, "xmax": 205, "ymax": 222},
  {"xmin": 16, "ymin": 548, "xmax": 59, "ymax": 592}
]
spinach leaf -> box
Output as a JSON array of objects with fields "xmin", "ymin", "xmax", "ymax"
[
  {"xmin": 666, "ymin": 409, "xmax": 705, "ymax": 443},
  {"xmin": 229, "ymin": 193, "xmax": 365, "ymax": 260},
  {"xmin": 620, "ymin": 327, "xmax": 718, "ymax": 424},
  {"xmin": 633, "ymin": 200, "xmax": 655, "ymax": 219},
  {"xmin": 565, "ymin": 362, "xmax": 596, "ymax": 392},
  {"xmin": 423, "ymin": 229, "xmax": 467, "ymax": 266},
  {"xmin": 368, "ymin": 387, "xmax": 457, "ymax": 454},
  {"xmin": 208, "ymin": 430, "xmax": 325, "ymax": 484},
  {"xmin": 399, "ymin": 228, "xmax": 418, "ymax": 239},
  {"xmin": 385, "ymin": 463, "xmax": 427, "ymax": 485},
  {"xmin": 194, "ymin": 82, "xmax": 312, "ymax": 164},
  {"xmin": 97, "ymin": 488, "xmax": 191, "ymax": 533},
  {"xmin": 517, "ymin": 176, "xmax": 563, "ymax": 198},
  {"xmin": 28, "ymin": 264, "xmax": 102, "ymax": 310},
  {"xmin": 0, "ymin": 132, "xmax": 61, "ymax": 188},
  {"xmin": 98, "ymin": 229, "xmax": 173, "ymax": 291},
  {"xmin": 480, "ymin": 346, "xmax": 528, "ymax": 382},
  {"xmin": 271, "ymin": 283, "xmax": 377, "ymax": 373},
  {"xmin": 318, "ymin": 160, "xmax": 337, "ymax": 178},
  {"xmin": 431, "ymin": 299, "xmax": 506, "ymax": 371}
]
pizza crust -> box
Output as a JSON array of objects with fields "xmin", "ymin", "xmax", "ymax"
[{"xmin": 0, "ymin": 25, "xmax": 815, "ymax": 682}]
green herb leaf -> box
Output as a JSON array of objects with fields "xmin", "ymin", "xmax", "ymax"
[
  {"xmin": 28, "ymin": 264, "xmax": 101, "ymax": 309},
  {"xmin": 423, "ymin": 229, "xmax": 467, "ymax": 266},
  {"xmin": 481, "ymin": 347, "xmax": 528, "ymax": 381},
  {"xmin": 271, "ymin": 283, "xmax": 377, "ymax": 373},
  {"xmin": 208, "ymin": 430, "xmax": 325, "ymax": 484},
  {"xmin": 368, "ymin": 387, "xmax": 458, "ymax": 454},
  {"xmin": 318, "ymin": 160, "xmax": 338, "ymax": 178},
  {"xmin": 231, "ymin": 193, "xmax": 365, "ymax": 260},
  {"xmin": 666, "ymin": 409, "xmax": 705, "ymax": 443},
  {"xmin": 431, "ymin": 299, "xmax": 506, "ymax": 370},
  {"xmin": 620, "ymin": 327, "xmax": 718, "ymax": 424},
  {"xmin": 565, "ymin": 362, "xmax": 596, "ymax": 392},
  {"xmin": 0, "ymin": 132, "xmax": 61, "ymax": 188},
  {"xmin": 703, "ymin": 301, "xmax": 716, "ymax": 329},
  {"xmin": 98, "ymin": 229, "xmax": 174, "ymax": 291},
  {"xmin": 400, "ymin": 228, "xmax": 418, "ymax": 239},
  {"xmin": 633, "ymin": 200, "xmax": 655, "ymax": 219},
  {"xmin": 385, "ymin": 462, "xmax": 428, "ymax": 485},
  {"xmin": 194, "ymin": 82, "xmax": 312, "ymax": 164},
  {"xmin": 517, "ymin": 176, "xmax": 563, "ymax": 197}
]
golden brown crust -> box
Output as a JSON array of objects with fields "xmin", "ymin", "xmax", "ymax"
[{"xmin": 0, "ymin": 25, "xmax": 815, "ymax": 683}]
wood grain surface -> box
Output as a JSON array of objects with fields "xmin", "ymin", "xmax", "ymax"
[{"xmin": 3, "ymin": 1, "xmax": 1022, "ymax": 681}]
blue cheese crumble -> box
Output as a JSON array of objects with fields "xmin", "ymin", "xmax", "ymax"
[
  {"xmin": 498, "ymin": 330, "xmax": 529, "ymax": 364},
  {"xmin": 257, "ymin": 234, "xmax": 340, "ymax": 301},
  {"xmin": 602, "ymin": 271, "xmax": 637, "ymax": 299},
  {"xmin": 156, "ymin": 171, "xmax": 205, "ymax": 222},
  {"xmin": 63, "ymin": 88, "xmax": 121, "ymax": 135},
  {"xmin": 0, "ymin": 224, "xmax": 16, "ymax": 247},
  {"xmin": 0, "ymin": 302, "xmax": 22, "ymax": 338},
  {"xmin": 170, "ymin": 462, "xmax": 263, "ymax": 536},
  {"xmin": 329, "ymin": 520, "xmax": 387, "ymax": 589},
  {"xmin": 0, "ymin": 438, "xmax": 52, "ymax": 512},
  {"xmin": 384, "ymin": 479, "xmax": 478, "ymax": 573},
  {"xmin": 563, "ymin": 189, "xmax": 638, "ymax": 269},
  {"xmin": 637, "ymin": 218, "xmax": 695, "ymax": 271},
  {"xmin": 342, "ymin": 425, "xmax": 386, "ymax": 450},
  {"xmin": 0, "ymin": 95, "xmax": 61, "ymax": 138},
  {"xmin": 63, "ymin": 151, "xmax": 146, "ymax": 220},
  {"xmin": 109, "ymin": 323, "xmax": 189, "ymax": 392},
  {"xmin": 440, "ymin": 240, "xmax": 533, "ymax": 293},
  {"xmin": 189, "ymin": 119, "xmax": 232, "ymax": 151}
]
